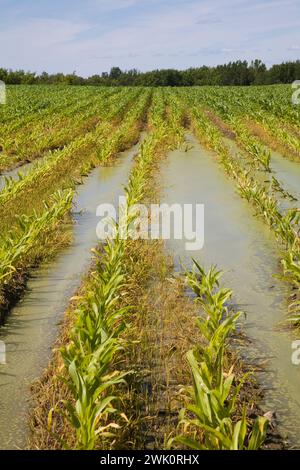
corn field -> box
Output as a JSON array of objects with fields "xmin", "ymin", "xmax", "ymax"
[{"xmin": 0, "ymin": 85, "xmax": 299, "ymax": 451}]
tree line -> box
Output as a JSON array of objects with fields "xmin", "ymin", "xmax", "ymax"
[{"xmin": 0, "ymin": 60, "xmax": 299, "ymax": 86}]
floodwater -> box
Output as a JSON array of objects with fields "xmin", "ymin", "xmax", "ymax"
[
  {"xmin": 270, "ymin": 150, "xmax": 300, "ymax": 203},
  {"xmin": 0, "ymin": 141, "xmax": 141, "ymax": 449},
  {"xmin": 223, "ymin": 137, "xmax": 300, "ymax": 203},
  {"xmin": 161, "ymin": 133, "xmax": 300, "ymax": 447},
  {"xmin": 0, "ymin": 157, "xmax": 48, "ymax": 192}
]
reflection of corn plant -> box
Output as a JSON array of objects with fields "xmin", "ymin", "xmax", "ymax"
[
  {"xmin": 174, "ymin": 262, "xmax": 268, "ymax": 450},
  {"xmin": 271, "ymin": 176, "xmax": 297, "ymax": 202}
]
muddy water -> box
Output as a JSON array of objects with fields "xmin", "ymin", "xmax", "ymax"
[
  {"xmin": 0, "ymin": 158, "xmax": 48, "ymax": 191},
  {"xmin": 161, "ymin": 133, "xmax": 300, "ymax": 446},
  {"xmin": 270, "ymin": 150, "xmax": 300, "ymax": 203},
  {"xmin": 223, "ymin": 137, "xmax": 300, "ymax": 204},
  {"xmin": 0, "ymin": 142, "xmax": 139, "ymax": 449}
]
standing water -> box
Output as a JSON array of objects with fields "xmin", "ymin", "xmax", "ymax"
[
  {"xmin": 161, "ymin": 134, "xmax": 300, "ymax": 447},
  {"xmin": 270, "ymin": 150, "xmax": 300, "ymax": 203},
  {"xmin": 0, "ymin": 157, "xmax": 48, "ymax": 191},
  {"xmin": 0, "ymin": 141, "xmax": 140, "ymax": 449},
  {"xmin": 222, "ymin": 137, "xmax": 300, "ymax": 205}
]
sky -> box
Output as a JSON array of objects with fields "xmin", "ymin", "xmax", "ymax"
[{"xmin": 0, "ymin": 0, "xmax": 299, "ymax": 76}]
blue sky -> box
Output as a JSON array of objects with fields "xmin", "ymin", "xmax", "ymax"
[{"xmin": 0, "ymin": 0, "xmax": 299, "ymax": 76}]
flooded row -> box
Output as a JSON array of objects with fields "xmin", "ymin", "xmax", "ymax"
[
  {"xmin": 0, "ymin": 142, "xmax": 139, "ymax": 449},
  {"xmin": 161, "ymin": 134, "xmax": 300, "ymax": 446},
  {"xmin": 270, "ymin": 149, "xmax": 300, "ymax": 202}
]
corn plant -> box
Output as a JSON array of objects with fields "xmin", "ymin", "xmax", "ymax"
[
  {"xmin": 58, "ymin": 236, "xmax": 130, "ymax": 449},
  {"xmin": 271, "ymin": 176, "xmax": 298, "ymax": 202},
  {"xmin": 281, "ymin": 249, "xmax": 300, "ymax": 325},
  {"xmin": 0, "ymin": 89, "xmax": 142, "ymax": 208},
  {"xmin": 51, "ymin": 90, "xmax": 185, "ymax": 450},
  {"xmin": 0, "ymin": 189, "xmax": 73, "ymax": 285},
  {"xmin": 174, "ymin": 262, "xmax": 268, "ymax": 450}
]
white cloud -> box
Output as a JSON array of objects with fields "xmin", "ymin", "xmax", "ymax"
[
  {"xmin": 0, "ymin": 0, "xmax": 299, "ymax": 75},
  {"xmin": 0, "ymin": 18, "xmax": 89, "ymax": 70},
  {"xmin": 0, "ymin": 17, "xmax": 88, "ymax": 47}
]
